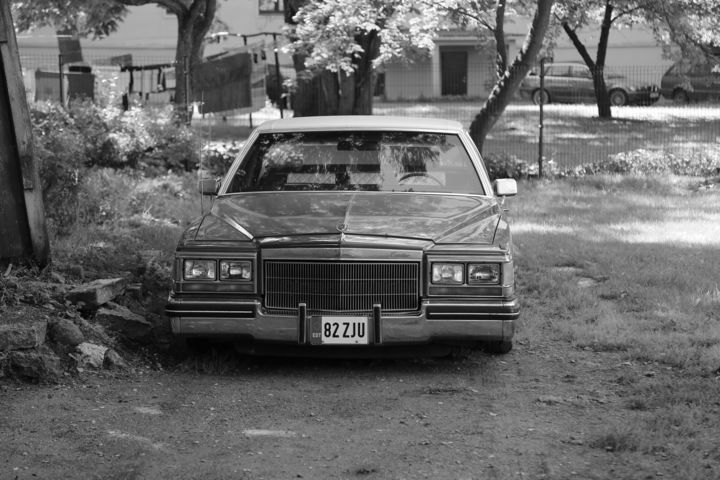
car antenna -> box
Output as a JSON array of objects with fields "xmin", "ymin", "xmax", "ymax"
[{"xmin": 199, "ymin": 90, "xmax": 211, "ymax": 215}]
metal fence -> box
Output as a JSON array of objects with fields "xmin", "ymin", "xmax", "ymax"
[{"xmin": 18, "ymin": 52, "xmax": 720, "ymax": 170}]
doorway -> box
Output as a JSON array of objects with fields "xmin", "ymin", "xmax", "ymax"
[{"xmin": 441, "ymin": 49, "xmax": 468, "ymax": 96}]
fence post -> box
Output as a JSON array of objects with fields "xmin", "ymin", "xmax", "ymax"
[
  {"xmin": 58, "ymin": 53, "xmax": 64, "ymax": 105},
  {"xmin": 184, "ymin": 55, "xmax": 191, "ymax": 124},
  {"xmin": 538, "ymin": 56, "xmax": 551, "ymax": 178}
]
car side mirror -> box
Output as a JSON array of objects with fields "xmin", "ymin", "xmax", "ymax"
[
  {"xmin": 493, "ymin": 178, "xmax": 517, "ymax": 197},
  {"xmin": 198, "ymin": 178, "xmax": 219, "ymax": 196}
]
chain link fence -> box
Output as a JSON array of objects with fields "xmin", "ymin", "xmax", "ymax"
[{"xmin": 18, "ymin": 52, "xmax": 720, "ymax": 170}]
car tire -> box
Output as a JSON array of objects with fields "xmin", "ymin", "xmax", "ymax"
[
  {"xmin": 609, "ymin": 89, "xmax": 628, "ymax": 106},
  {"xmin": 531, "ymin": 89, "xmax": 550, "ymax": 105},
  {"xmin": 672, "ymin": 89, "xmax": 689, "ymax": 104},
  {"xmin": 482, "ymin": 340, "xmax": 513, "ymax": 354}
]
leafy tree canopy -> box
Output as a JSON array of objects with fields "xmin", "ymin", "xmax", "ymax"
[
  {"xmin": 285, "ymin": 0, "xmax": 456, "ymax": 75},
  {"xmin": 12, "ymin": 0, "xmax": 128, "ymax": 37}
]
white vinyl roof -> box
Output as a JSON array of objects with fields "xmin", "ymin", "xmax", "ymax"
[{"xmin": 256, "ymin": 115, "xmax": 465, "ymax": 134}]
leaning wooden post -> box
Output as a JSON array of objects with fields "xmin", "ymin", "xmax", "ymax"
[{"xmin": 0, "ymin": 1, "xmax": 50, "ymax": 266}]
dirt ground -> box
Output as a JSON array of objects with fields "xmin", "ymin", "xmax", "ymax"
[{"xmin": 1, "ymin": 338, "xmax": 686, "ymax": 480}]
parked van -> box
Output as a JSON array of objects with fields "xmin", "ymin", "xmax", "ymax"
[{"xmin": 660, "ymin": 59, "xmax": 720, "ymax": 103}]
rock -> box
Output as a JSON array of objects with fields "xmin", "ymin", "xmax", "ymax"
[
  {"xmin": 73, "ymin": 316, "xmax": 113, "ymax": 345},
  {"xmin": 8, "ymin": 347, "xmax": 63, "ymax": 381},
  {"xmin": 48, "ymin": 318, "xmax": 85, "ymax": 347},
  {"xmin": 66, "ymin": 278, "xmax": 127, "ymax": 309},
  {"xmin": 74, "ymin": 342, "xmax": 108, "ymax": 369},
  {"xmin": 104, "ymin": 349, "xmax": 129, "ymax": 370},
  {"xmin": 0, "ymin": 319, "xmax": 47, "ymax": 352},
  {"xmin": 125, "ymin": 283, "xmax": 144, "ymax": 302},
  {"xmin": 95, "ymin": 302, "xmax": 153, "ymax": 343}
]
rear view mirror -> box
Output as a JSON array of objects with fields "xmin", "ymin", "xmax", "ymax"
[
  {"xmin": 198, "ymin": 178, "xmax": 219, "ymax": 196},
  {"xmin": 493, "ymin": 178, "xmax": 517, "ymax": 197}
]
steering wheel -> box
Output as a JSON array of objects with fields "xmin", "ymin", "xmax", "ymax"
[{"xmin": 397, "ymin": 172, "xmax": 443, "ymax": 185}]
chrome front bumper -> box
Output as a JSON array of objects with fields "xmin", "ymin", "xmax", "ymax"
[{"xmin": 166, "ymin": 296, "xmax": 519, "ymax": 345}]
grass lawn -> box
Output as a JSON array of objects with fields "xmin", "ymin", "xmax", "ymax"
[{"xmin": 510, "ymin": 174, "xmax": 720, "ymax": 473}]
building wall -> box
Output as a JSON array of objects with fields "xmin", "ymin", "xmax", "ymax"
[
  {"xmin": 384, "ymin": 44, "xmax": 497, "ymax": 101},
  {"xmin": 383, "ymin": 59, "xmax": 434, "ymax": 101}
]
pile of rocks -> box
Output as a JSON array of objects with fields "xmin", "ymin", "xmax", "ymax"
[{"xmin": 1, "ymin": 277, "xmax": 161, "ymax": 382}]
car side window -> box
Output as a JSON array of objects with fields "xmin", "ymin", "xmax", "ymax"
[
  {"xmin": 569, "ymin": 66, "xmax": 591, "ymax": 78},
  {"xmin": 546, "ymin": 65, "xmax": 570, "ymax": 77},
  {"xmin": 689, "ymin": 63, "xmax": 711, "ymax": 75}
]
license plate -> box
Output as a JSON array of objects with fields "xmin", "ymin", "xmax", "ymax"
[{"xmin": 320, "ymin": 316, "xmax": 368, "ymax": 345}]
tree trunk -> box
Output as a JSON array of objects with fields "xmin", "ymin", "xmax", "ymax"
[
  {"xmin": 172, "ymin": 0, "xmax": 216, "ymax": 124},
  {"xmin": 562, "ymin": 1, "xmax": 613, "ymax": 118},
  {"xmin": 469, "ymin": 0, "xmax": 554, "ymax": 153},
  {"xmin": 493, "ymin": 0, "xmax": 508, "ymax": 80},
  {"xmin": 286, "ymin": 0, "xmax": 379, "ymax": 117}
]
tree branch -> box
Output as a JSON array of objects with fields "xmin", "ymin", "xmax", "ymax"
[{"xmin": 494, "ymin": 0, "xmax": 507, "ymax": 78}]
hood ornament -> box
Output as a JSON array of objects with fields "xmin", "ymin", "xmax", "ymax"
[{"xmin": 336, "ymin": 222, "xmax": 348, "ymax": 232}]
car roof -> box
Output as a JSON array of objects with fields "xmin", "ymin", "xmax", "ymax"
[
  {"xmin": 546, "ymin": 62, "xmax": 586, "ymax": 67},
  {"xmin": 255, "ymin": 115, "xmax": 465, "ymax": 134}
]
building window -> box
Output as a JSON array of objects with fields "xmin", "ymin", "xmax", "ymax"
[{"xmin": 259, "ymin": 0, "xmax": 284, "ymax": 14}]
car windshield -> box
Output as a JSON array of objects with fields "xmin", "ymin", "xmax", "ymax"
[{"xmin": 226, "ymin": 131, "xmax": 484, "ymax": 194}]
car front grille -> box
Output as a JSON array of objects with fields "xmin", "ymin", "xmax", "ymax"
[{"xmin": 264, "ymin": 261, "xmax": 420, "ymax": 313}]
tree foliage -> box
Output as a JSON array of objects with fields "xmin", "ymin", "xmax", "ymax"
[
  {"xmin": 12, "ymin": 0, "xmax": 128, "ymax": 37},
  {"xmin": 285, "ymin": 0, "xmax": 453, "ymax": 116}
]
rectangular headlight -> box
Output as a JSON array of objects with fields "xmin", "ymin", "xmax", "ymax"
[
  {"xmin": 183, "ymin": 259, "xmax": 216, "ymax": 280},
  {"xmin": 468, "ymin": 263, "xmax": 500, "ymax": 284},
  {"xmin": 220, "ymin": 260, "xmax": 252, "ymax": 281},
  {"xmin": 431, "ymin": 263, "xmax": 464, "ymax": 284}
]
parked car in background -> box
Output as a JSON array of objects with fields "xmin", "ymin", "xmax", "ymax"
[
  {"xmin": 519, "ymin": 62, "xmax": 660, "ymax": 106},
  {"xmin": 166, "ymin": 116, "xmax": 520, "ymax": 357},
  {"xmin": 660, "ymin": 58, "xmax": 720, "ymax": 103}
]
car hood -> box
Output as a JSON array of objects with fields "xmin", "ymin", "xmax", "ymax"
[{"xmin": 194, "ymin": 192, "xmax": 501, "ymax": 245}]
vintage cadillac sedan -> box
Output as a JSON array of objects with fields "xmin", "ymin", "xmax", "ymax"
[{"xmin": 166, "ymin": 116, "xmax": 519, "ymax": 356}]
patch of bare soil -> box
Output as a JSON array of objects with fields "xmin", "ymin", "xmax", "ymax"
[{"xmin": 0, "ymin": 340, "xmax": 689, "ymax": 480}]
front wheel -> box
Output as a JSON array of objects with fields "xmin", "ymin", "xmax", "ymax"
[
  {"xmin": 531, "ymin": 89, "xmax": 550, "ymax": 105},
  {"xmin": 672, "ymin": 89, "xmax": 689, "ymax": 104},
  {"xmin": 609, "ymin": 89, "xmax": 628, "ymax": 106}
]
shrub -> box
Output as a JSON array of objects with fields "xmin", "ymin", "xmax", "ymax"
[
  {"xmin": 482, "ymin": 152, "xmax": 532, "ymax": 181},
  {"xmin": 30, "ymin": 100, "xmax": 204, "ymax": 233},
  {"xmin": 563, "ymin": 147, "xmax": 720, "ymax": 178},
  {"xmin": 30, "ymin": 102, "xmax": 87, "ymax": 232},
  {"xmin": 200, "ymin": 141, "xmax": 244, "ymax": 177}
]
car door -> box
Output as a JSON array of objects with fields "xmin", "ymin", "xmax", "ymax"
[
  {"xmin": 544, "ymin": 65, "xmax": 572, "ymax": 102},
  {"xmin": 688, "ymin": 62, "xmax": 712, "ymax": 100},
  {"xmin": 568, "ymin": 64, "xmax": 595, "ymax": 103}
]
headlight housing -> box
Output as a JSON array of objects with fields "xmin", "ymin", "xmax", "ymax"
[
  {"xmin": 220, "ymin": 260, "xmax": 252, "ymax": 281},
  {"xmin": 468, "ymin": 263, "xmax": 500, "ymax": 284},
  {"xmin": 431, "ymin": 263, "xmax": 464, "ymax": 284},
  {"xmin": 183, "ymin": 259, "xmax": 216, "ymax": 280}
]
